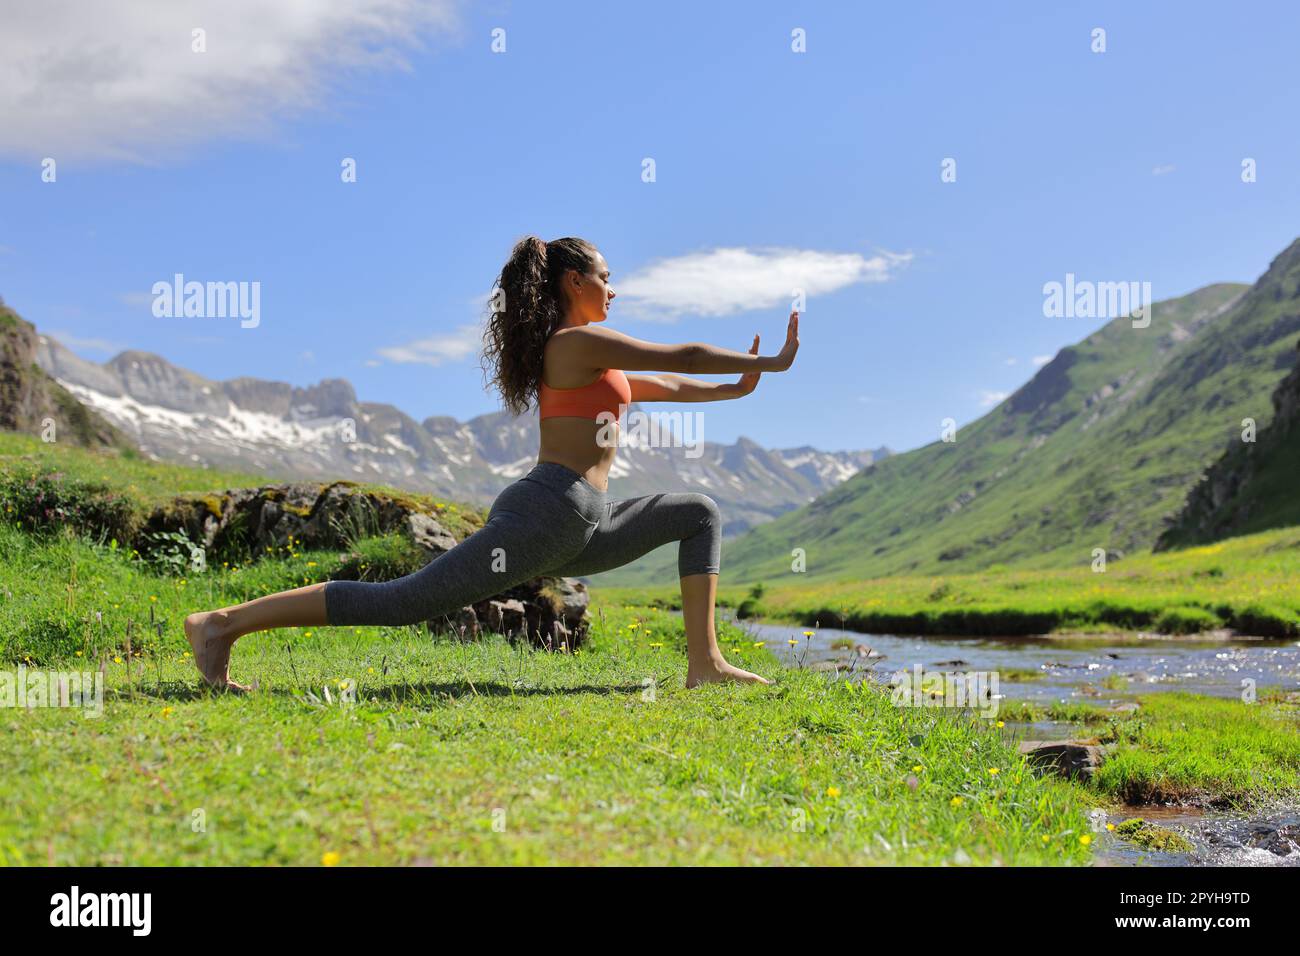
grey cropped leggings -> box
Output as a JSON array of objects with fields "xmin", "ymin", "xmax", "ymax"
[{"xmin": 324, "ymin": 462, "xmax": 722, "ymax": 627}]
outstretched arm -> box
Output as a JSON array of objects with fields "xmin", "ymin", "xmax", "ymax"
[
  {"xmin": 627, "ymin": 373, "xmax": 746, "ymax": 403},
  {"xmin": 553, "ymin": 311, "xmax": 798, "ymax": 375},
  {"xmin": 628, "ymin": 330, "xmax": 769, "ymax": 402}
]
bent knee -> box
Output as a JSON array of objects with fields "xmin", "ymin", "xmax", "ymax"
[{"xmin": 681, "ymin": 492, "xmax": 721, "ymax": 528}]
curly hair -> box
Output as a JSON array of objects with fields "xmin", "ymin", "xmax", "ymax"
[{"xmin": 480, "ymin": 235, "xmax": 599, "ymax": 416}]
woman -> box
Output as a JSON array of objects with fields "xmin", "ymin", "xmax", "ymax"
[{"xmin": 185, "ymin": 236, "xmax": 800, "ymax": 691}]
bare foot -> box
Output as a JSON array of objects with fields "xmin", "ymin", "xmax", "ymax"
[
  {"xmin": 686, "ymin": 659, "xmax": 773, "ymax": 688},
  {"xmin": 184, "ymin": 611, "xmax": 251, "ymax": 693}
]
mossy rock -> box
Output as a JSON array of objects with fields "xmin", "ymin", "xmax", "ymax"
[{"xmin": 1114, "ymin": 818, "xmax": 1195, "ymax": 853}]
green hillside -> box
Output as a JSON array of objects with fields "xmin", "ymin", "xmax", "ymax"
[
  {"xmin": 1157, "ymin": 335, "xmax": 1300, "ymax": 548},
  {"xmin": 597, "ymin": 238, "xmax": 1300, "ymax": 587}
]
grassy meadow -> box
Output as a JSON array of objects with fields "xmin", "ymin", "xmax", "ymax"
[
  {"xmin": 1, "ymin": 595, "xmax": 1098, "ymax": 865},
  {"xmin": 2, "ymin": 433, "xmax": 1298, "ymax": 865}
]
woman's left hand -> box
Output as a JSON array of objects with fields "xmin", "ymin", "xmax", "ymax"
[{"xmin": 732, "ymin": 333, "xmax": 762, "ymax": 397}]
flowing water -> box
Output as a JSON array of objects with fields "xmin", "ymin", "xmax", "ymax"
[{"xmin": 708, "ymin": 611, "xmax": 1300, "ymax": 866}]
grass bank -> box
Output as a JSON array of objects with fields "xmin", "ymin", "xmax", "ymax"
[
  {"xmin": 1000, "ymin": 693, "xmax": 1300, "ymax": 807},
  {"xmin": 594, "ymin": 524, "xmax": 1300, "ymax": 638}
]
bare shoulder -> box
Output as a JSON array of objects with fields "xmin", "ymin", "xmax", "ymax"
[
  {"xmin": 546, "ymin": 325, "xmax": 685, "ymax": 373},
  {"xmin": 543, "ymin": 327, "xmax": 601, "ymax": 387},
  {"xmin": 544, "ymin": 326, "xmax": 582, "ymax": 363},
  {"xmin": 547, "ymin": 324, "xmax": 623, "ymax": 360},
  {"xmin": 551, "ymin": 324, "xmax": 623, "ymax": 345}
]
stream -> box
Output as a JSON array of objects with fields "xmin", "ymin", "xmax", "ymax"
[{"xmin": 708, "ymin": 610, "xmax": 1300, "ymax": 867}]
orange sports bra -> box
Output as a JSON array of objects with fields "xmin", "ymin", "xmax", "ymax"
[{"xmin": 538, "ymin": 367, "xmax": 631, "ymax": 421}]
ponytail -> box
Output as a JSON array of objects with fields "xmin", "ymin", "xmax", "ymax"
[{"xmin": 481, "ymin": 235, "xmax": 597, "ymax": 416}]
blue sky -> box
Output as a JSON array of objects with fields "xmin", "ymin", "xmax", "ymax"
[{"xmin": 2, "ymin": 0, "xmax": 1298, "ymax": 454}]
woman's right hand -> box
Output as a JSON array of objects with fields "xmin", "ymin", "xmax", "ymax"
[{"xmin": 770, "ymin": 310, "xmax": 799, "ymax": 371}]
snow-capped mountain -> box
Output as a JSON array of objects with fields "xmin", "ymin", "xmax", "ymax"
[{"xmin": 34, "ymin": 334, "xmax": 889, "ymax": 536}]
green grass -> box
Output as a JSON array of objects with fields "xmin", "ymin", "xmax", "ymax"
[
  {"xmin": 0, "ymin": 431, "xmax": 269, "ymax": 505},
  {"xmin": 594, "ymin": 523, "xmax": 1300, "ymax": 638},
  {"xmin": 0, "ymin": 518, "xmax": 340, "ymax": 662},
  {"xmin": 3, "ymin": 429, "xmax": 1295, "ymax": 865},
  {"xmin": 0, "ymin": 437, "xmax": 1096, "ymax": 865},
  {"xmin": 0, "ymin": 598, "xmax": 1095, "ymax": 866},
  {"xmin": 1000, "ymin": 693, "xmax": 1300, "ymax": 807},
  {"xmin": 0, "ymin": 430, "xmax": 486, "ymax": 521}
]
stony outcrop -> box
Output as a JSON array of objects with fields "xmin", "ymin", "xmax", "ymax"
[
  {"xmin": 144, "ymin": 480, "xmax": 592, "ymax": 649},
  {"xmin": 0, "ymin": 304, "xmax": 131, "ymax": 451}
]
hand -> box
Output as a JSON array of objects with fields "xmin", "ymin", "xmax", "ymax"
[
  {"xmin": 771, "ymin": 310, "xmax": 799, "ymax": 371},
  {"xmin": 733, "ymin": 333, "xmax": 762, "ymax": 396}
]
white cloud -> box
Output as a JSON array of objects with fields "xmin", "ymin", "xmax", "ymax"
[
  {"xmin": 0, "ymin": 0, "xmax": 464, "ymax": 163},
  {"xmin": 613, "ymin": 246, "xmax": 912, "ymax": 322},
  {"xmin": 1004, "ymin": 357, "xmax": 1017, "ymax": 365},
  {"xmin": 977, "ymin": 389, "xmax": 1009, "ymax": 408},
  {"xmin": 1152, "ymin": 164, "xmax": 1176, "ymax": 176},
  {"xmin": 374, "ymin": 246, "xmax": 909, "ymax": 367},
  {"xmin": 377, "ymin": 322, "xmax": 482, "ymax": 367},
  {"xmin": 1031, "ymin": 354, "xmax": 1053, "ymax": 367}
]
